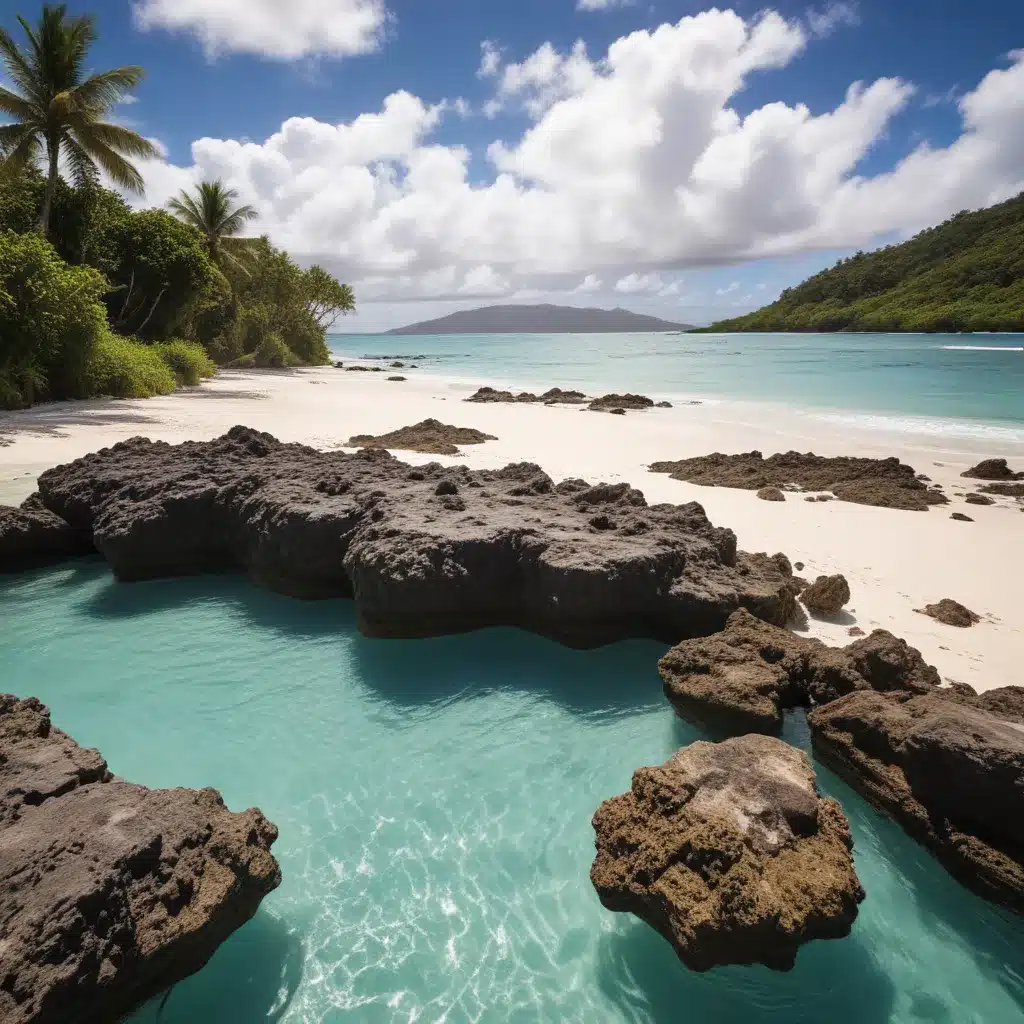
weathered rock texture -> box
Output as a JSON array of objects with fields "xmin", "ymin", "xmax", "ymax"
[
  {"xmin": 0, "ymin": 493, "xmax": 93, "ymax": 572},
  {"xmin": 756, "ymin": 486, "xmax": 785, "ymax": 502},
  {"xmin": 979, "ymin": 482, "xmax": 1024, "ymax": 497},
  {"xmin": 590, "ymin": 734, "xmax": 864, "ymax": 972},
  {"xmin": 951, "ymin": 512, "xmax": 974, "ymax": 522},
  {"xmin": 800, "ymin": 574, "xmax": 851, "ymax": 616},
  {"xmin": 346, "ymin": 419, "xmax": 497, "ymax": 455},
  {"xmin": 588, "ymin": 393, "xmax": 655, "ymax": 412},
  {"xmin": 961, "ymin": 458, "xmax": 1023, "ymax": 481},
  {"xmin": 0, "ymin": 695, "xmax": 281, "ymax": 1024},
  {"xmin": 465, "ymin": 386, "xmax": 587, "ymax": 405},
  {"xmin": 659, "ymin": 608, "xmax": 939, "ymax": 735},
  {"xmin": 649, "ymin": 450, "xmax": 949, "ymax": 511},
  {"xmin": 965, "ymin": 493, "xmax": 995, "ymax": 506},
  {"xmin": 17, "ymin": 427, "xmax": 797, "ymax": 647},
  {"xmin": 809, "ymin": 690, "xmax": 1024, "ymax": 912},
  {"xmin": 916, "ymin": 598, "xmax": 981, "ymax": 628}
]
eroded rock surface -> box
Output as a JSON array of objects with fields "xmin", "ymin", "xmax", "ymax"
[
  {"xmin": 649, "ymin": 451, "xmax": 948, "ymax": 511},
  {"xmin": 347, "ymin": 419, "xmax": 497, "ymax": 455},
  {"xmin": 0, "ymin": 493, "xmax": 93, "ymax": 572},
  {"xmin": 809, "ymin": 690, "xmax": 1024, "ymax": 912},
  {"xmin": 465, "ymin": 386, "xmax": 587, "ymax": 405},
  {"xmin": 588, "ymin": 393, "xmax": 655, "ymax": 412},
  {"xmin": 24, "ymin": 427, "xmax": 797, "ymax": 647},
  {"xmin": 980, "ymin": 482, "xmax": 1024, "ymax": 497},
  {"xmin": 0, "ymin": 695, "xmax": 281, "ymax": 1024},
  {"xmin": 916, "ymin": 598, "xmax": 981, "ymax": 628},
  {"xmin": 757, "ymin": 486, "xmax": 785, "ymax": 502},
  {"xmin": 801, "ymin": 574, "xmax": 851, "ymax": 616},
  {"xmin": 590, "ymin": 734, "xmax": 864, "ymax": 972},
  {"xmin": 961, "ymin": 458, "xmax": 1023, "ymax": 481},
  {"xmin": 659, "ymin": 608, "xmax": 939, "ymax": 734}
]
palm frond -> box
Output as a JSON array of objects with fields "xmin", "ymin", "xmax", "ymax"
[
  {"xmin": 71, "ymin": 66, "xmax": 146, "ymax": 113},
  {"xmin": 167, "ymin": 190, "xmax": 205, "ymax": 228},
  {"xmin": 62, "ymin": 134, "xmax": 99, "ymax": 189},
  {"xmin": 70, "ymin": 130, "xmax": 145, "ymax": 192},
  {"xmin": 0, "ymin": 25, "xmax": 45, "ymax": 104},
  {"xmin": 0, "ymin": 85, "xmax": 40, "ymax": 122},
  {"xmin": 71, "ymin": 119, "xmax": 159, "ymax": 160},
  {"xmin": 0, "ymin": 127, "xmax": 42, "ymax": 175}
]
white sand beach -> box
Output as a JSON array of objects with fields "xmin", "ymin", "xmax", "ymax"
[{"xmin": 2, "ymin": 366, "xmax": 1021, "ymax": 693}]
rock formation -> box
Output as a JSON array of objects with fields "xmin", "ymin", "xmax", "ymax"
[
  {"xmin": 346, "ymin": 419, "xmax": 497, "ymax": 455},
  {"xmin": 950, "ymin": 512, "xmax": 974, "ymax": 522},
  {"xmin": 800, "ymin": 574, "xmax": 851, "ymax": 616},
  {"xmin": 0, "ymin": 695, "xmax": 281, "ymax": 1024},
  {"xmin": 756, "ymin": 486, "xmax": 785, "ymax": 501},
  {"xmin": 590, "ymin": 734, "xmax": 864, "ymax": 972},
  {"xmin": 659, "ymin": 608, "xmax": 939, "ymax": 735},
  {"xmin": 465, "ymin": 386, "xmax": 587, "ymax": 405},
  {"xmin": 387, "ymin": 376, "xmax": 407, "ymax": 382},
  {"xmin": 6, "ymin": 427, "xmax": 797, "ymax": 647},
  {"xmin": 979, "ymin": 482, "xmax": 1024, "ymax": 497},
  {"xmin": 588, "ymin": 393, "xmax": 655, "ymax": 412},
  {"xmin": 809, "ymin": 689, "xmax": 1024, "ymax": 912},
  {"xmin": 0, "ymin": 493, "xmax": 92, "ymax": 572},
  {"xmin": 965, "ymin": 493, "xmax": 995, "ymax": 506},
  {"xmin": 649, "ymin": 450, "xmax": 948, "ymax": 511},
  {"xmin": 915, "ymin": 598, "xmax": 981, "ymax": 628},
  {"xmin": 961, "ymin": 458, "xmax": 1023, "ymax": 480}
]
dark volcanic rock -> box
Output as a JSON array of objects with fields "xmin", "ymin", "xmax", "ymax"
[
  {"xmin": 916, "ymin": 598, "xmax": 981, "ymax": 628},
  {"xmin": 464, "ymin": 386, "xmax": 587, "ymax": 405},
  {"xmin": 590, "ymin": 734, "xmax": 863, "ymax": 972},
  {"xmin": 961, "ymin": 458, "xmax": 1023, "ymax": 481},
  {"xmin": 800, "ymin": 574, "xmax": 851, "ymax": 616},
  {"xmin": 32, "ymin": 427, "xmax": 797, "ymax": 646},
  {"xmin": 387, "ymin": 375, "xmax": 407, "ymax": 382},
  {"xmin": 0, "ymin": 695, "xmax": 280, "ymax": 1024},
  {"xmin": 809, "ymin": 690, "xmax": 1024, "ymax": 912},
  {"xmin": 756, "ymin": 486, "xmax": 785, "ymax": 502},
  {"xmin": 660, "ymin": 608, "xmax": 939, "ymax": 735},
  {"xmin": 347, "ymin": 419, "xmax": 498, "ymax": 455},
  {"xmin": 589, "ymin": 393, "xmax": 656, "ymax": 412},
  {"xmin": 951, "ymin": 512, "xmax": 974, "ymax": 522},
  {"xmin": 0, "ymin": 493, "xmax": 93, "ymax": 572},
  {"xmin": 965, "ymin": 493, "xmax": 995, "ymax": 506},
  {"xmin": 540, "ymin": 388, "xmax": 587, "ymax": 404},
  {"xmin": 649, "ymin": 450, "xmax": 948, "ymax": 511},
  {"xmin": 980, "ymin": 482, "xmax": 1024, "ymax": 497}
]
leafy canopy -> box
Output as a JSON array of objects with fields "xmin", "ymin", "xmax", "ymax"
[{"xmin": 167, "ymin": 180, "xmax": 258, "ymax": 271}]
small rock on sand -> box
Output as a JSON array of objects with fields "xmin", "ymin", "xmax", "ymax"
[
  {"xmin": 915, "ymin": 599, "xmax": 981, "ymax": 628},
  {"xmin": 950, "ymin": 513, "xmax": 974, "ymax": 522},
  {"xmin": 801, "ymin": 574, "xmax": 851, "ymax": 616},
  {"xmin": 387, "ymin": 376, "xmax": 407, "ymax": 382},
  {"xmin": 757, "ymin": 487, "xmax": 786, "ymax": 502},
  {"xmin": 965, "ymin": 493, "xmax": 995, "ymax": 506},
  {"xmin": 847, "ymin": 626, "xmax": 865, "ymax": 637},
  {"xmin": 794, "ymin": 561, "xmax": 805, "ymax": 571},
  {"xmin": 347, "ymin": 419, "xmax": 497, "ymax": 456},
  {"xmin": 961, "ymin": 458, "xmax": 1023, "ymax": 481}
]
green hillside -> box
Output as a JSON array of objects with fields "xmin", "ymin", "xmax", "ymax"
[{"xmin": 698, "ymin": 193, "xmax": 1024, "ymax": 333}]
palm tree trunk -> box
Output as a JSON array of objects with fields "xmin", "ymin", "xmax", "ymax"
[{"xmin": 38, "ymin": 137, "xmax": 60, "ymax": 237}]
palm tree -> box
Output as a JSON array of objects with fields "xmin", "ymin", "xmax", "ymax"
[
  {"xmin": 0, "ymin": 4, "xmax": 159, "ymax": 236},
  {"xmin": 167, "ymin": 180, "xmax": 259, "ymax": 273}
]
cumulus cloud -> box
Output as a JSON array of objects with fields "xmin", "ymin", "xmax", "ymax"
[
  {"xmin": 573, "ymin": 274, "xmax": 603, "ymax": 293},
  {"xmin": 614, "ymin": 272, "xmax": 665, "ymax": 294},
  {"xmin": 478, "ymin": 40, "xmax": 501, "ymax": 78},
  {"xmin": 133, "ymin": 0, "xmax": 387, "ymax": 60},
  {"xmin": 805, "ymin": 2, "xmax": 860, "ymax": 39},
  {"xmin": 133, "ymin": 12, "xmax": 1024, "ymax": 303}
]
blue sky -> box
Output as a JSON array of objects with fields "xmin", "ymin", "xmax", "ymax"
[{"xmin": 9, "ymin": 0, "xmax": 1024, "ymax": 329}]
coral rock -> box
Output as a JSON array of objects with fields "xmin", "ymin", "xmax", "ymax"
[
  {"xmin": 757, "ymin": 486, "xmax": 786, "ymax": 502},
  {"xmin": 0, "ymin": 493, "xmax": 92, "ymax": 572},
  {"xmin": 347, "ymin": 419, "xmax": 497, "ymax": 455},
  {"xmin": 916, "ymin": 598, "xmax": 981, "ymax": 628},
  {"xmin": 961, "ymin": 458, "xmax": 1023, "ymax": 481},
  {"xmin": 801, "ymin": 574, "xmax": 851, "ymax": 616}
]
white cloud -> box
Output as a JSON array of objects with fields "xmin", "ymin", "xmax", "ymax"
[
  {"xmin": 805, "ymin": 2, "xmax": 860, "ymax": 39},
  {"xmin": 118, "ymin": 94, "xmax": 139, "ymax": 105},
  {"xmin": 577, "ymin": 0, "xmax": 635, "ymax": 10},
  {"xmin": 716, "ymin": 281, "xmax": 740, "ymax": 295},
  {"xmin": 133, "ymin": 0, "xmax": 387, "ymax": 60},
  {"xmin": 573, "ymin": 274, "xmax": 603, "ymax": 293},
  {"xmin": 478, "ymin": 40, "xmax": 501, "ymax": 78},
  {"xmin": 614, "ymin": 272, "xmax": 665, "ymax": 294},
  {"xmin": 133, "ymin": 14, "xmax": 1024, "ymax": 306}
]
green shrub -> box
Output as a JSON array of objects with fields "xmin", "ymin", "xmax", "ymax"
[
  {"xmin": 227, "ymin": 332, "xmax": 301, "ymax": 369},
  {"xmin": 153, "ymin": 339, "xmax": 216, "ymax": 385},
  {"xmin": 85, "ymin": 331, "xmax": 177, "ymax": 399}
]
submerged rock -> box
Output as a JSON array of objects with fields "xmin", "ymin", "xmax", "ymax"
[
  {"xmin": 347, "ymin": 419, "xmax": 497, "ymax": 455},
  {"xmin": 801, "ymin": 574, "xmax": 851, "ymax": 616},
  {"xmin": 0, "ymin": 493, "xmax": 92, "ymax": 572},
  {"xmin": 809, "ymin": 690, "xmax": 1024, "ymax": 912},
  {"xmin": 28, "ymin": 427, "xmax": 797, "ymax": 647},
  {"xmin": 649, "ymin": 450, "xmax": 948, "ymax": 511},
  {"xmin": 660, "ymin": 608, "xmax": 939, "ymax": 735},
  {"xmin": 915, "ymin": 598, "xmax": 981, "ymax": 628},
  {"xmin": 590, "ymin": 734, "xmax": 864, "ymax": 972},
  {"xmin": 961, "ymin": 458, "xmax": 1023, "ymax": 481},
  {"xmin": 0, "ymin": 695, "xmax": 280, "ymax": 1024}
]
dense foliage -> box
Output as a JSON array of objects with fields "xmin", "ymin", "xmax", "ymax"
[{"xmin": 699, "ymin": 192, "xmax": 1024, "ymax": 333}]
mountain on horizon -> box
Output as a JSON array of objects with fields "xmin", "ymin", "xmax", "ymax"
[{"xmin": 385, "ymin": 303, "xmax": 693, "ymax": 335}]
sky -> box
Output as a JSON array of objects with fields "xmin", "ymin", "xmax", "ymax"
[{"xmin": 7, "ymin": 0, "xmax": 1024, "ymax": 330}]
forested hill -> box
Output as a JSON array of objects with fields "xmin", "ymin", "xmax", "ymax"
[{"xmin": 697, "ymin": 193, "xmax": 1024, "ymax": 333}]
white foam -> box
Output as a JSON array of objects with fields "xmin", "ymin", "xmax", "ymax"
[
  {"xmin": 941, "ymin": 345, "xmax": 1024, "ymax": 352},
  {"xmin": 807, "ymin": 410, "xmax": 1024, "ymax": 443}
]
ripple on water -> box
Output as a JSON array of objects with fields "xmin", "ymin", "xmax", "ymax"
[{"xmin": 1, "ymin": 565, "xmax": 1022, "ymax": 1023}]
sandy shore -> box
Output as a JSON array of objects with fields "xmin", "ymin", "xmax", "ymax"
[{"xmin": 2, "ymin": 367, "xmax": 1021, "ymax": 693}]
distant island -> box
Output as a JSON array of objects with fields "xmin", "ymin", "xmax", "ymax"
[
  {"xmin": 386, "ymin": 303, "xmax": 693, "ymax": 335},
  {"xmin": 697, "ymin": 192, "xmax": 1024, "ymax": 333}
]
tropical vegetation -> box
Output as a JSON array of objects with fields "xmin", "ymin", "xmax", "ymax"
[
  {"xmin": 0, "ymin": 4, "xmax": 355, "ymax": 409},
  {"xmin": 697, "ymin": 192, "xmax": 1024, "ymax": 333}
]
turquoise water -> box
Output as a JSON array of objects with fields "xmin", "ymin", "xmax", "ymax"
[
  {"xmin": 3, "ymin": 563, "xmax": 1024, "ymax": 1022},
  {"xmin": 329, "ymin": 332, "xmax": 1024, "ymax": 435}
]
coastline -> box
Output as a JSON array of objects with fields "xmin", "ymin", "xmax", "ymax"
[{"xmin": 2, "ymin": 365, "xmax": 1021, "ymax": 694}]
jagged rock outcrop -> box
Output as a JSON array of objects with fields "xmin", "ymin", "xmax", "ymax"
[
  {"xmin": 0, "ymin": 493, "xmax": 93, "ymax": 572},
  {"xmin": 588, "ymin": 393, "xmax": 655, "ymax": 412},
  {"xmin": 915, "ymin": 598, "xmax": 981, "ymax": 628},
  {"xmin": 649, "ymin": 450, "xmax": 949, "ymax": 511},
  {"xmin": 809, "ymin": 690, "xmax": 1024, "ymax": 912},
  {"xmin": 800, "ymin": 574, "xmax": 851, "ymax": 616},
  {"xmin": 659, "ymin": 608, "xmax": 939, "ymax": 734},
  {"xmin": 0, "ymin": 695, "xmax": 281, "ymax": 1024},
  {"xmin": 590, "ymin": 734, "xmax": 864, "ymax": 972},
  {"xmin": 961, "ymin": 458, "xmax": 1023, "ymax": 480},
  {"xmin": 346, "ymin": 419, "xmax": 497, "ymax": 455},
  {"xmin": 18, "ymin": 427, "xmax": 796, "ymax": 647}
]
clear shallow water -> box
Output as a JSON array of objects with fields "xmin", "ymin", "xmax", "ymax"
[
  {"xmin": 329, "ymin": 332, "xmax": 1024, "ymax": 437},
  {"xmin": 3, "ymin": 564, "xmax": 1024, "ymax": 1023}
]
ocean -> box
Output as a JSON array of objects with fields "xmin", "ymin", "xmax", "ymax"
[
  {"xmin": 329, "ymin": 332, "xmax": 1024, "ymax": 441},
  {"xmin": 3, "ymin": 565, "xmax": 1023, "ymax": 1023}
]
